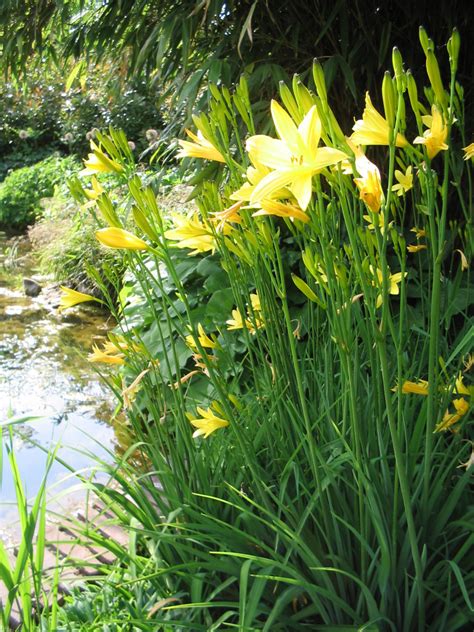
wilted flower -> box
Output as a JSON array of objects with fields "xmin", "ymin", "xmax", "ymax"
[{"xmin": 407, "ymin": 244, "xmax": 427, "ymax": 253}]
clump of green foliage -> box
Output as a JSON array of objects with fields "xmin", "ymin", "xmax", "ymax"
[
  {"xmin": 0, "ymin": 154, "xmax": 79, "ymax": 230},
  {"xmin": 57, "ymin": 28, "xmax": 472, "ymax": 631}
]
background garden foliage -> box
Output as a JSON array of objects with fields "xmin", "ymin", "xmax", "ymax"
[{"xmin": 0, "ymin": 4, "xmax": 472, "ymax": 631}]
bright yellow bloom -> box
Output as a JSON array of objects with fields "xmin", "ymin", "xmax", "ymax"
[
  {"xmin": 407, "ymin": 244, "xmax": 427, "ymax": 253},
  {"xmin": 350, "ymin": 142, "xmax": 384, "ymax": 213},
  {"xmin": 59, "ymin": 286, "xmax": 97, "ymax": 311},
  {"xmin": 435, "ymin": 397, "xmax": 470, "ymax": 432},
  {"xmin": 164, "ymin": 212, "xmax": 217, "ymax": 255},
  {"xmin": 370, "ymin": 266, "xmax": 406, "ymax": 308},
  {"xmin": 401, "ymin": 379, "xmax": 430, "ymax": 396},
  {"xmin": 96, "ymin": 227, "xmax": 148, "ymax": 250},
  {"xmin": 413, "ymin": 105, "xmax": 448, "ymax": 159},
  {"xmin": 79, "ymin": 140, "xmax": 124, "ymax": 176},
  {"xmin": 252, "ymin": 199, "xmax": 309, "ymax": 223},
  {"xmin": 88, "ymin": 343, "xmax": 125, "ymax": 365},
  {"xmin": 392, "ymin": 166, "xmax": 414, "ymax": 196},
  {"xmin": 462, "ymin": 142, "xmax": 474, "ymax": 160},
  {"xmin": 187, "ymin": 406, "xmax": 229, "ymax": 438},
  {"xmin": 350, "ymin": 92, "xmax": 408, "ymax": 147},
  {"xmin": 177, "ymin": 129, "xmax": 225, "ymax": 163},
  {"xmin": 226, "ymin": 293, "xmax": 264, "ymax": 334},
  {"xmin": 185, "ymin": 323, "xmax": 219, "ymax": 351},
  {"xmin": 247, "ymin": 101, "xmax": 347, "ymax": 210}
]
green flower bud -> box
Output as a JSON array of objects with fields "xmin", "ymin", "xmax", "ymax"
[
  {"xmin": 279, "ymin": 81, "xmax": 302, "ymax": 124},
  {"xmin": 447, "ymin": 28, "xmax": 461, "ymax": 72},
  {"xmin": 419, "ymin": 26, "xmax": 430, "ymax": 55},
  {"xmin": 382, "ymin": 71, "xmax": 396, "ymax": 127},
  {"xmin": 426, "ymin": 49, "xmax": 447, "ymax": 107},
  {"xmin": 312, "ymin": 59, "xmax": 328, "ymax": 105}
]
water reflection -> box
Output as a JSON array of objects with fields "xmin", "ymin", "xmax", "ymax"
[{"xmin": 0, "ymin": 234, "xmax": 117, "ymax": 527}]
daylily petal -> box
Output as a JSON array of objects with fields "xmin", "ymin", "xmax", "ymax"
[
  {"xmin": 298, "ymin": 106, "xmax": 322, "ymax": 157},
  {"xmin": 271, "ymin": 100, "xmax": 306, "ymax": 157},
  {"xmin": 251, "ymin": 169, "xmax": 299, "ymax": 204},
  {"xmin": 246, "ymin": 135, "xmax": 292, "ymax": 170}
]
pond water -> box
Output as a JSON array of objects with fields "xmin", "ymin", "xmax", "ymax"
[{"xmin": 0, "ymin": 233, "xmax": 117, "ymax": 535}]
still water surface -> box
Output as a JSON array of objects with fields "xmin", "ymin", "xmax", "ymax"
[{"xmin": 0, "ymin": 235, "xmax": 117, "ymax": 532}]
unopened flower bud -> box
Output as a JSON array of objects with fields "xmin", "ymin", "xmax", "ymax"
[
  {"xmin": 426, "ymin": 49, "xmax": 447, "ymax": 107},
  {"xmin": 312, "ymin": 59, "xmax": 327, "ymax": 105},
  {"xmin": 382, "ymin": 71, "xmax": 396, "ymax": 127},
  {"xmin": 447, "ymin": 28, "xmax": 461, "ymax": 72}
]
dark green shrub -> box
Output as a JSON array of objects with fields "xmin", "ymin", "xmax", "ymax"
[{"xmin": 0, "ymin": 154, "xmax": 79, "ymax": 230}]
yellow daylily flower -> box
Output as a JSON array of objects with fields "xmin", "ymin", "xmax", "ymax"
[
  {"xmin": 370, "ymin": 266, "xmax": 406, "ymax": 308},
  {"xmin": 88, "ymin": 343, "xmax": 125, "ymax": 365},
  {"xmin": 463, "ymin": 142, "xmax": 474, "ymax": 160},
  {"xmin": 79, "ymin": 140, "xmax": 124, "ymax": 176},
  {"xmin": 350, "ymin": 142, "xmax": 384, "ymax": 213},
  {"xmin": 59, "ymin": 286, "xmax": 98, "ymax": 311},
  {"xmin": 350, "ymin": 92, "xmax": 408, "ymax": 147},
  {"xmin": 187, "ymin": 406, "xmax": 229, "ymax": 438},
  {"xmin": 96, "ymin": 227, "xmax": 148, "ymax": 250},
  {"xmin": 164, "ymin": 212, "xmax": 216, "ymax": 255},
  {"xmin": 413, "ymin": 105, "xmax": 448, "ymax": 159},
  {"xmin": 226, "ymin": 292, "xmax": 264, "ymax": 334},
  {"xmin": 252, "ymin": 199, "xmax": 310, "ymax": 223},
  {"xmin": 247, "ymin": 101, "xmax": 347, "ymax": 210},
  {"xmin": 185, "ymin": 323, "xmax": 219, "ymax": 351},
  {"xmin": 435, "ymin": 397, "xmax": 470, "ymax": 432},
  {"xmin": 177, "ymin": 129, "xmax": 226, "ymax": 163},
  {"xmin": 392, "ymin": 165, "xmax": 414, "ymax": 196},
  {"xmin": 407, "ymin": 244, "xmax": 427, "ymax": 253}
]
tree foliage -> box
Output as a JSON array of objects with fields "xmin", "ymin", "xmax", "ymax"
[{"xmin": 1, "ymin": 1, "xmax": 473, "ymax": 130}]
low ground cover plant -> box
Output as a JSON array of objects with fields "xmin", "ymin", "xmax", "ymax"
[{"xmin": 53, "ymin": 28, "xmax": 473, "ymax": 630}]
